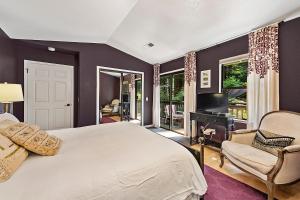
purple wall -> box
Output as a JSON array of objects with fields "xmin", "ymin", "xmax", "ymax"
[
  {"xmin": 160, "ymin": 57, "xmax": 184, "ymax": 74},
  {"xmin": 11, "ymin": 40, "xmax": 153, "ymax": 126},
  {"xmin": 161, "ymin": 17, "xmax": 300, "ymax": 114},
  {"xmin": 13, "ymin": 40, "xmax": 80, "ymax": 126},
  {"xmin": 0, "ymin": 29, "xmax": 153, "ymax": 126},
  {"xmin": 279, "ymin": 18, "xmax": 300, "ymax": 113},
  {"xmin": 197, "ymin": 35, "xmax": 248, "ymax": 94},
  {"xmin": 0, "ymin": 28, "xmax": 16, "ymax": 83},
  {"xmin": 99, "ymin": 73, "xmax": 120, "ymax": 107}
]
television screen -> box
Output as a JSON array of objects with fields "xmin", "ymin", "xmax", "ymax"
[{"xmin": 197, "ymin": 93, "xmax": 228, "ymax": 113}]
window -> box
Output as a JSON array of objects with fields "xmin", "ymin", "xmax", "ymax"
[{"xmin": 220, "ymin": 55, "xmax": 248, "ymax": 120}]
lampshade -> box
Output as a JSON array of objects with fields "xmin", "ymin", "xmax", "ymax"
[{"xmin": 0, "ymin": 83, "xmax": 24, "ymax": 103}]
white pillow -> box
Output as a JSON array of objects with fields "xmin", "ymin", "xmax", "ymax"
[{"xmin": 0, "ymin": 113, "xmax": 20, "ymax": 123}]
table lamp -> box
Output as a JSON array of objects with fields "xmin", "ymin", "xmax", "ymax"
[{"xmin": 0, "ymin": 82, "xmax": 24, "ymax": 113}]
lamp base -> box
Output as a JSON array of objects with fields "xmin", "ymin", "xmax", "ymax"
[{"xmin": 2, "ymin": 103, "xmax": 11, "ymax": 113}]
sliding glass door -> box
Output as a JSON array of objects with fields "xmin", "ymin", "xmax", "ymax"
[{"xmin": 160, "ymin": 72, "xmax": 184, "ymax": 134}]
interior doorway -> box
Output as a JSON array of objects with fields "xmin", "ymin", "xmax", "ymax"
[
  {"xmin": 96, "ymin": 66, "xmax": 144, "ymax": 126},
  {"xmin": 160, "ymin": 71, "xmax": 184, "ymax": 134},
  {"xmin": 24, "ymin": 60, "xmax": 74, "ymax": 130}
]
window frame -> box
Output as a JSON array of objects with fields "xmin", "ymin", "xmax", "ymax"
[{"xmin": 219, "ymin": 54, "xmax": 248, "ymax": 122}]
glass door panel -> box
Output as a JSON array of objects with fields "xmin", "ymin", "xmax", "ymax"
[
  {"xmin": 171, "ymin": 73, "xmax": 184, "ymax": 134},
  {"xmin": 160, "ymin": 75, "xmax": 171, "ymax": 129},
  {"xmin": 160, "ymin": 72, "xmax": 184, "ymax": 134}
]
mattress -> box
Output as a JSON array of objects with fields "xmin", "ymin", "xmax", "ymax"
[{"xmin": 0, "ymin": 122, "xmax": 207, "ymax": 200}]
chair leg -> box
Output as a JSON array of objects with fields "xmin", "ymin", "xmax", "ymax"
[
  {"xmin": 266, "ymin": 181, "xmax": 275, "ymax": 200},
  {"xmin": 219, "ymin": 153, "xmax": 224, "ymax": 168}
]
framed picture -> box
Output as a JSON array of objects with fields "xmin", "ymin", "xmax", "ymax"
[{"xmin": 200, "ymin": 70, "xmax": 211, "ymax": 88}]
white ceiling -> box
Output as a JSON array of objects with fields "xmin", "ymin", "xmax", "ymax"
[{"xmin": 1, "ymin": 0, "xmax": 300, "ymax": 64}]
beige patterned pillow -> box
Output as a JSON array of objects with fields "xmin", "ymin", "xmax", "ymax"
[
  {"xmin": 1, "ymin": 122, "xmax": 61, "ymax": 156},
  {"xmin": 0, "ymin": 134, "xmax": 28, "ymax": 182},
  {"xmin": 0, "ymin": 119, "xmax": 18, "ymax": 130}
]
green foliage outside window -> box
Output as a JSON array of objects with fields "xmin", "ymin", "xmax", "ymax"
[
  {"xmin": 222, "ymin": 60, "xmax": 248, "ymax": 120},
  {"xmin": 223, "ymin": 61, "xmax": 247, "ymax": 89}
]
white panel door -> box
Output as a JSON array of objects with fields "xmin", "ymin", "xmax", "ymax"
[{"xmin": 24, "ymin": 60, "xmax": 74, "ymax": 130}]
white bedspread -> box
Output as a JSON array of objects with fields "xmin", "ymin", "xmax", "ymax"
[{"xmin": 0, "ymin": 122, "xmax": 207, "ymax": 200}]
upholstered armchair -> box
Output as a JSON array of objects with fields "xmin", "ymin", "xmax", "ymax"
[
  {"xmin": 101, "ymin": 99, "xmax": 120, "ymax": 115},
  {"xmin": 220, "ymin": 111, "xmax": 300, "ymax": 200}
]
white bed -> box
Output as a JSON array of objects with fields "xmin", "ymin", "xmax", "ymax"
[{"xmin": 0, "ymin": 122, "xmax": 207, "ymax": 200}]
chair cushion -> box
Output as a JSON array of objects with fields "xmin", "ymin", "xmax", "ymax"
[
  {"xmin": 102, "ymin": 106, "xmax": 113, "ymax": 112},
  {"xmin": 0, "ymin": 134, "xmax": 28, "ymax": 182},
  {"xmin": 0, "ymin": 121, "xmax": 61, "ymax": 156},
  {"xmin": 222, "ymin": 141, "xmax": 278, "ymax": 174},
  {"xmin": 252, "ymin": 130, "xmax": 295, "ymax": 156},
  {"xmin": 112, "ymin": 105, "xmax": 119, "ymax": 113}
]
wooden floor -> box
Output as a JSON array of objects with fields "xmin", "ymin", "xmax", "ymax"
[
  {"xmin": 110, "ymin": 115, "xmax": 121, "ymax": 121},
  {"xmin": 191, "ymin": 145, "xmax": 300, "ymax": 200}
]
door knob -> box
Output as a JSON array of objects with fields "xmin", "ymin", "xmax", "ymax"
[{"xmin": 65, "ymin": 104, "xmax": 71, "ymax": 107}]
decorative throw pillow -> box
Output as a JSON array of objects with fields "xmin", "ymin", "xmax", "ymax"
[
  {"xmin": 0, "ymin": 119, "xmax": 18, "ymax": 130},
  {"xmin": 0, "ymin": 134, "xmax": 28, "ymax": 182},
  {"xmin": 1, "ymin": 122, "xmax": 61, "ymax": 156},
  {"xmin": 0, "ymin": 113, "xmax": 20, "ymax": 123},
  {"xmin": 252, "ymin": 130, "xmax": 295, "ymax": 156}
]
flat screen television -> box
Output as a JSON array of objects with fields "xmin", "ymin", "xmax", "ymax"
[{"xmin": 197, "ymin": 93, "xmax": 228, "ymax": 113}]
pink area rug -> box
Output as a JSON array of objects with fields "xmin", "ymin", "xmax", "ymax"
[
  {"xmin": 100, "ymin": 116, "xmax": 116, "ymax": 124},
  {"xmin": 204, "ymin": 165, "xmax": 268, "ymax": 200}
]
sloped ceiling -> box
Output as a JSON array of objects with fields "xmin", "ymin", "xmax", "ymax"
[{"xmin": 1, "ymin": 0, "xmax": 300, "ymax": 64}]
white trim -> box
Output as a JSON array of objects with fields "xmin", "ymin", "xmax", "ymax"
[
  {"xmin": 24, "ymin": 60, "xmax": 74, "ymax": 128},
  {"xmin": 160, "ymin": 68, "xmax": 184, "ymax": 75},
  {"xmin": 219, "ymin": 53, "xmax": 249, "ymax": 65},
  {"xmin": 218, "ymin": 53, "xmax": 249, "ymax": 93},
  {"xmin": 96, "ymin": 66, "xmax": 145, "ymax": 126}
]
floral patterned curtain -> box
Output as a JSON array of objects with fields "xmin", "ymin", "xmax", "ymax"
[
  {"xmin": 184, "ymin": 51, "xmax": 197, "ymax": 85},
  {"xmin": 184, "ymin": 52, "xmax": 197, "ymax": 137},
  {"xmin": 247, "ymin": 24, "xmax": 279, "ymax": 128},
  {"xmin": 248, "ymin": 24, "xmax": 279, "ymax": 78},
  {"xmin": 153, "ymin": 64, "xmax": 160, "ymax": 87},
  {"xmin": 130, "ymin": 74, "xmax": 135, "ymax": 89},
  {"xmin": 153, "ymin": 64, "xmax": 160, "ymax": 127}
]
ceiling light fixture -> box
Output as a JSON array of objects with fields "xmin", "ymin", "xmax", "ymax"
[
  {"xmin": 48, "ymin": 47, "xmax": 56, "ymax": 52},
  {"xmin": 147, "ymin": 43, "xmax": 154, "ymax": 48}
]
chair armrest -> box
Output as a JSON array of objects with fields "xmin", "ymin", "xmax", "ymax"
[
  {"xmin": 283, "ymin": 145, "xmax": 300, "ymax": 153},
  {"xmin": 273, "ymin": 149, "xmax": 300, "ymax": 184},
  {"xmin": 228, "ymin": 129, "xmax": 257, "ymax": 145}
]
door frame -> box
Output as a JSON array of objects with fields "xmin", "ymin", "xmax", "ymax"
[
  {"xmin": 159, "ymin": 69, "xmax": 184, "ymax": 134},
  {"xmin": 135, "ymin": 78, "xmax": 142, "ymax": 120},
  {"xmin": 24, "ymin": 60, "xmax": 75, "ymax": 128},
  {"xmin": 96, "ymin": 66, "xmax": 145, "ymax": 126}
]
